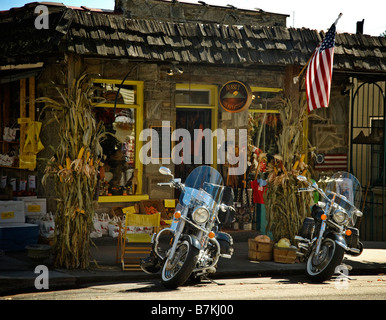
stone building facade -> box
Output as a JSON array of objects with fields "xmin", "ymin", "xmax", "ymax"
[{"xmin": 0, "ymin": 1, "xmax": 385, "ymax": 238}]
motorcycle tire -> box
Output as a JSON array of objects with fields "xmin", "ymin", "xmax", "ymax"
[
  {"xmin": 161, "ymin": 240, "xmax": 199, "ymax": 289},
  {"xmin": 306, "ymin": 237, "xmax": 345, "ymax": 283}
]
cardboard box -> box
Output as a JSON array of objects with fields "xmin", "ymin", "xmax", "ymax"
[
  {"xmin": 22, "ymin": 198, "xmax": 47, "ymax": 217},
  {"xmin": 0, "ymin": 223, "xmax": 39, "ymax": 251},
  {"xmin": 0, "ymin": 201, "xmax": 25, "ymax": 224}
]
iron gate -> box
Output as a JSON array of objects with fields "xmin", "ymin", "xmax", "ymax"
[{"xmin": 350, "ymin": 80, "xmax": 386, "ymax": 241}]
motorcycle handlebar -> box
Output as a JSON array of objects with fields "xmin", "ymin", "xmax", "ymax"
[
  {"xmin": 157, "ymin": 181, "xmax": 185, "ymax": 191},
  {"xmin": 298, "ymin": 187, "xmax": 330, "ymax": 202},
  {"xmin": 298, "ymin": 187, "xmax": 314, "ymax": 192},
  {"xmin": 220, "ymin": 203, "xmax": 236, "ymax": 212},
  {"xmin": 157, "ymin": 182, "xmax": 173, "ymax": 187}
]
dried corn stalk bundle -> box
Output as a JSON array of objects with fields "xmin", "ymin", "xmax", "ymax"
[
  {"xmin": 38, "ymin": 74, "xmax": 108, "ymax": 269},
  {"xmin": 265, "ymin": 98, "xmax": 314, "ymax": 242}
]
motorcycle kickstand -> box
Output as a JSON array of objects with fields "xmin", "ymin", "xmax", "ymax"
[
  {"xmin": 202, "ymin": 275, "xmax": 225, "ymax": 286},
  {"xmin": 336, "ymin": 263, "xmax": 356, "ymax": 281}
]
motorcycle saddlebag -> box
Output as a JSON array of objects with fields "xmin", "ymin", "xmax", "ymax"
[{"xmin": 298, "ymin": 217, "xmax": 315, "ymax": 240}]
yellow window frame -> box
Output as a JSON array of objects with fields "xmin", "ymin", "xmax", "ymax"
[{"xmin": 248, "ymin": 86, "xmax": 282, "ymax": 114}]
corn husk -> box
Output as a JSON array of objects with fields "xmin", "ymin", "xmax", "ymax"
[
  {"xmin": 264, "ymin": 97, "xmax": 313, "ymax": 242},
  {"xmin": 38, "ymin": 73, "xmax": 109, "ymax": 269}
]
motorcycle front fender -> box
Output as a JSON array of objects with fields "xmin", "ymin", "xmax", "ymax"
[
  {"xmin": 182, "ymin": 234, "xmax": 201, "ymax": 251},
  {"xmin": 325, "ymin": 231, "xmax": 347, "ymax": 249}
]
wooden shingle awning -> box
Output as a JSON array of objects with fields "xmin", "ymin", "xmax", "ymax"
[{"xmin": 1, "ymin": 3, "xmax": 385, "ymax": 73}]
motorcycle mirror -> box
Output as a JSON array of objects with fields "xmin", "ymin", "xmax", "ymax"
[{"xmin": 159, "ymin": 166, "xmax": 173, "ymax": 177}]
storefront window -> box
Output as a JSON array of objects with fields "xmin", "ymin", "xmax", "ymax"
[
  {"xmin": 93, "ymin": 107, "xmax": 136, "ymax": 195},
  {"xmin": 249, "ymin": 87, "xmax": 282, "ymax": 112},
  {"xmin": 249, "ymin": 112, "xmax": 281, "ymax": 155},
  {"xmin": 92, "ymin": 82, "xmax": 136, "ymax": 105},
  {"xmin": 91, "ymin": 79, "xmax": 144, "ymax": 200},
  {"xmin": 248, "ymin": 87, "xmax": 283, "ymax": 177}
]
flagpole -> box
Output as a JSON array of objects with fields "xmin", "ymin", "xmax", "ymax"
[
  {"xmin": 293, "ymin": 13, "xmax": 343, "ymax": 84},
  {"xmin": 334, "ymin": 13, "xmax": 343, "ymax": 26},
  {"xmin": 293, "ymin": 52, "xmax": 315, "ymax": 84}
]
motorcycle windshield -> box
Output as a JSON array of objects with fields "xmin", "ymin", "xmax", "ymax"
[
  {"xmin": 325, "ymin": 171, "xmax": 362, "ymax": 211},
  {"xmin": 180, "ymin": 166, "xmax": 224, "ymax": 206}
]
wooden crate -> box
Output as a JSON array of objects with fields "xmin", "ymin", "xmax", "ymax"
[
  {"xmin": 248, "ymin": 239, "xmax": 273, "ymax": 261},
  {"xmin": 273, "ymin": 246, "xmax": 297, "ymax": 264},
  {"xmin": 248, "ymin": 250, "xmax": 272, "ymax": 261}
]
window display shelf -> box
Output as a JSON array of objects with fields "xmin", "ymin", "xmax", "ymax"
[{"xmin": 98, "ymin": 194, "xmax": 149, "ymax": 203}]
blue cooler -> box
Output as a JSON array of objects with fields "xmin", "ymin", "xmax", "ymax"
[{"xmin": 0, "ymin": 223, "xmax": 39, "ymax": 252}]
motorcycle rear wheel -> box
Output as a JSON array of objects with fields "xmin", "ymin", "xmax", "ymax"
[
  {"xmin": 306, "ymin": 238, "xmax": 344, "ymax": 282},
  {"xmin": 161, "ymin": 240, "xmax": 199, "ymax": 289}
]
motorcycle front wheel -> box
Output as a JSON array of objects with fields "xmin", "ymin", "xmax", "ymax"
[
  {"xmin": 161, "ymin": 240, "xmax": 199, "ymax": 289},
  {"xmin": 306, "ymin": 238, "xmax": 344, "ymax": 282}
]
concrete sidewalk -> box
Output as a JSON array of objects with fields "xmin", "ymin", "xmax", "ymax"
[{"xmin": 1, "ymin": 234, "xmax": 386, "ymax": 296}]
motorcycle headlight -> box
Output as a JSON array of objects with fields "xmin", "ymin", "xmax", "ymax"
[
  {"xmin": 333, "ymin": 210, "xmax": 347, "ymax": 225},
  {"xmin": 192, "ymin": 207, "xmax": 209, "ymax": 224}
]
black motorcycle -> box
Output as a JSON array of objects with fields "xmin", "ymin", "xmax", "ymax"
[
  {"xmin": 140, "ymin": 165, "xmax": 235, "ymax": 289},
  {"xmin": 295, "ymin": 172, "xmax": 364, "ymax": 282}
]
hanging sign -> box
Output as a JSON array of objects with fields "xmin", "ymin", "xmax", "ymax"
[{"xmin": 219, "ymin": 80, "xmax": 252, "ymax": 113}]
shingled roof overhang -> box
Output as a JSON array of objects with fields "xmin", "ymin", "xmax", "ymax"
[{"xmin": 1, "ymin": 4, "xmax": 385, "ymax": 75}]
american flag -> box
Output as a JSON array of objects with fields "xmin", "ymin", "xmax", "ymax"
[
  {"xmin": 314, "ymin": 154, "xmax": 348, "ymax": 171},
  {"xmin": 306, "ymin": 16, "xmax": 340, "ymax": 113}
]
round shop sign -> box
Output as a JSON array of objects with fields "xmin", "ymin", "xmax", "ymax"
[{"xmin": 219, "ymin": 80, "xmax": 253, "ymax": 113}]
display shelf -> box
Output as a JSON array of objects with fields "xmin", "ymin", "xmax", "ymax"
[{"xmin": 97, "ymin": 194, "xmax": 149, "ymax": 203}]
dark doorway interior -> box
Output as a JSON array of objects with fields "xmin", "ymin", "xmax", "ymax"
[{"xmin": 175, "ymin": 108, "xmax": 212, "ymax": 183}]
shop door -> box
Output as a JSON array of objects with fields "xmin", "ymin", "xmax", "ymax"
[
  {"xmin": 350, "ymin": 80, "xmax": 386, "ymax": 241},
  {"xmin": 175, "ymin": 108, "xmax": 212, "ymax": 182}
]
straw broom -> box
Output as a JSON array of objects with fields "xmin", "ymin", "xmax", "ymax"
[{"xmin": 38, "ymin": 74, "xmax": 109, "ymax": 269}]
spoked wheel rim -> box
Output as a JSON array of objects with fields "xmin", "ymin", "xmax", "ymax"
[
  {"xmin": 307, "ymin": 239, "xmax": 336, "ymax": 275},
  {"xmin": 162, "ymin": 241, "xmax": 189, "ymax": 281}
]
